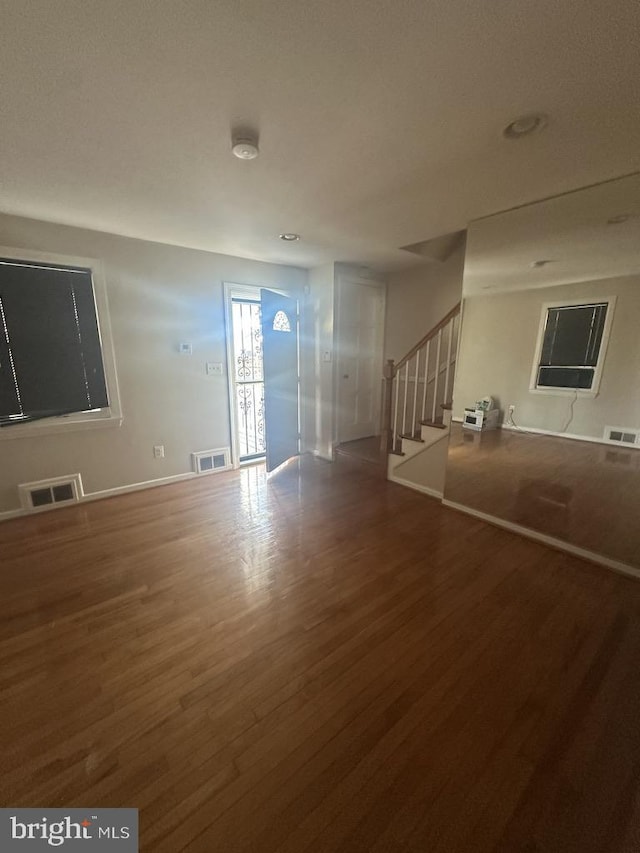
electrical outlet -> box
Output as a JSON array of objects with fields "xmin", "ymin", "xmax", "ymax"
[
  {"xmin": 153, "ymin": 445, "xmax": 165, "ymax": 459},
  {"xmin": 206, "ymin": 362, "xmax": 223, "ymax": 376}
]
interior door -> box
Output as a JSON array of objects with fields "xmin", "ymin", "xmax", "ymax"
[
  {"xmin": 260, "ymin": 289, "xmax": 300, "ymax": 472},
  {"xmin": 336, "ymin": 278, "xmax": 385, "ymax": 443}
]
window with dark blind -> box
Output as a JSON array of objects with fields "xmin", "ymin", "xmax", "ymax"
[
  {"xmin": 534, "ymin": 302, "xmax": 610, "ymax": 391},
  {"xmin": 0, "ymin": 258, "xmax": 109, "ymax": 427}
]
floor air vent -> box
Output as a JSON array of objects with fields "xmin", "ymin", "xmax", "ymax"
[
  {"xmin": 192, "ymin": 448, "xmax": 231, "ymax": 475},
  {"xmin": 18, "ymin": 474, "xmax": 83, "ymax": 511},
  {"xmin": 605, "ymin": 426, "xmax": 640, "ymax": 447}
]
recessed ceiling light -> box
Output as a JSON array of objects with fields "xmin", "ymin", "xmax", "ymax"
[
  {"xmin": 279, "ymin": 233, "xmax": 300, "ymax": 242},
  {"xmin": 530, "ymin": 259, "xmax": 555, "ymax": 268},
  {"xmin": 231, "ymin": 136, "xmax": 259, "ymax": 160},
  {"xmin": 607, "ymin": 214, "xmax": 630, "ymax": 225},
  {"xmin": 503, "ymin": 113, "xmax": 548, "ymax": 139}
]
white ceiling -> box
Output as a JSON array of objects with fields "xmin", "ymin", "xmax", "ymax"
[
  {"xmin": 463, "ymin": 173, "xmax": 640, "ymax": 295},
  {"xmin": 1, "ymin": 0, "xmax": 639, "ymax": 271}
]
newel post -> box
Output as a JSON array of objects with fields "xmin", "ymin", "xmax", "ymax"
[{"xmin": 380, "ymin": 359, "xmax": 395, "ymax": 453}]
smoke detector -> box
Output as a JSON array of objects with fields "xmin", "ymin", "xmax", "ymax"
[{"xmin": 232, "ymin": 135, "xmax": 259, "ymax": 160}]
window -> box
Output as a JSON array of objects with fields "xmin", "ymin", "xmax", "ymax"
[
  {"xmin": 272, "ymin": 309, "xmax": 292, "ymax": 332},
  {"xmin": 531, "ymin": 299, "xmax": 614, "ymax": 394},
  {"xmin": 0, "ymin": 251, "xmax": 120, "ymax": 434}
]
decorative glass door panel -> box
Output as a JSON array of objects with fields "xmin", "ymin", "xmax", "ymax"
[{"xmin": 231, "ymin": 299, "xmax": 265, "ymax": 460}]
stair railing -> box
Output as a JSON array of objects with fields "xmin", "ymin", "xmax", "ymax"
[{"xmin": 381, "ymin": 302, "xmax": 461, "ymax": 453}]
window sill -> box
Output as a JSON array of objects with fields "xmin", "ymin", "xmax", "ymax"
[
  {"xmin": 529, "ymin": 387, "xmax": 597, "ymax": 398},
  {"xmin": 0, "ymin": 413, "xmax": 123, "ymax": 441}
]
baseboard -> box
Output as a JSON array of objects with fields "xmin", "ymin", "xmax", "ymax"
[
  {"xmin": 0, "ymin": 471, "xmax": 199, "ymax": 522},
  {"xmin": 312, "ymin": 450, "xmax": 334, "ymax": 462},
  {"xmin": 451, "ymin": 416, "xmax": 637, "ymax": 450},
  {"xmin": 389, "ymin": 475, "xmax": 443, "ymax": 501},
  {"xmin": 83, "ymin": 472, "xmax": 198, "ymax": 503},
  {"xmin": 442, "ymin": 499, "xmax": 640, "ymax": 581},
  {"xmin": 0, "ymin": 507, "xmax": 27, "ymax": 522}
]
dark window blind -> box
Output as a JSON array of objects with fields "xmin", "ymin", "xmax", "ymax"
[
  {"xmin": 0, "ymin": 259, "xmax": 109, "ymax": 426},
  {"xmin": 537, "ymin": 303, "xmax": 608, "ymax": 389}
]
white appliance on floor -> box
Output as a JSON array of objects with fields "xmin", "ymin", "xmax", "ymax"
[{"xmin": 463, "ymin": 407, "xmax": 500, "ymax": 431}]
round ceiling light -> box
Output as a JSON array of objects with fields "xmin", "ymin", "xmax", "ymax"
[
  {"xmin": 279, "ymin": 233, "xmax": 300, "ymax": 242},
  {"xmin": 530, "ymin": 259, "xmax": 554, "ymax": 268},
  {"xmin": 503, "ymin": 113, "xmax": 548, "ymax": 139},
  {"xmin": 232, "ymin": 137, "xmax": 259, "ymax": 160}
]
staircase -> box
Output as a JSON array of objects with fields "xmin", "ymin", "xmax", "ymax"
[{"xmin": 381, "ymin": 303, "xmax": 461, "ymax": 498}]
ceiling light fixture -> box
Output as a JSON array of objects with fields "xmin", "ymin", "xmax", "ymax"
[
  {"xmin": 530, "ymin": 259, "xmax": 555, "ymax": 268},
  {"xmin": 279, "ymin": 233, "xmax": 300, "ymax": 242},
  {"xmin": 503, "ymin": 113, "xmax": 548, "ymax": 139},
  {"xmin": 231, "ymin": 135, "xmax": 259, "ymax": 160}
]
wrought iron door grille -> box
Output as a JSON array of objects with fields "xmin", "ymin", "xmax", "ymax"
[{"xmin": 231, "ymin": 299, "xmax": 265, "ymax": 460}]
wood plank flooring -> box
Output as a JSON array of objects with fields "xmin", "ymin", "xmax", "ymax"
[
  {"xmin": 334, "ymin": 436, "xmax": 386, "ymax": 470},
  {"xmin": 445, "ymin": 423, "xmax": 640, "ymax": 569},
  {"xmin": 1, "ymin": 456, "xmax": 640, "ymax": 851}
]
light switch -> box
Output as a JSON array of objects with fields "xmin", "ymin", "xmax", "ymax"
[
  {"xmin": 322, "ymin": 350, "xmax": 332, "ymax": 362},
  {"xmin": 206, "ymin": 362, "xmax": 223, "ymax": 376},
  {"xmin": 179, "ymin": 343, "xmax": 192, "ymax": 355}
]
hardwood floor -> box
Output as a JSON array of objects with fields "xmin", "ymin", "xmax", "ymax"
[
  {"xmin": 445, "ymin": 423, "xmax": 640, "ymax": 569},
  {"xmin": 334, "ymin": 435, "xmax": 386, "ymax": 468},
  {"xmin": 1, "ymin": 456, "xmax": 640, "ymax": 851}
]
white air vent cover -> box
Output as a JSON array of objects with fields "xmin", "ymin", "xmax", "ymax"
[
  {"xmin": 604, "ymin": 426, "xmax": 640, "ymax": 447},
  {"xmin": 192, "ymin": 447, "xmax": 231, "ymax": 475},
  {"xmin": 18, "ymin": 474, "xmax": 84, "ymax": 511}
]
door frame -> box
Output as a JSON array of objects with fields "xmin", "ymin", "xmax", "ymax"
[
  {"xmin": 333, "ymin": 271, "xmax": 387, "ymax": 447},
  {"xmin": 223, "ymin": 281, "xmax": 295, "ymax": 469}
]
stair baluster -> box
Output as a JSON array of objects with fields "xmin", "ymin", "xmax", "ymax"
[{"xmin": 381, "ymin": 302, "xmax": 461, "ymax": 452}]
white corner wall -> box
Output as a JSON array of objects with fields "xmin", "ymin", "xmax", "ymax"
[
  {"xmin": 0, "ymin": 213, "xmax": 307, "ymax": 514},
  {"xmin": 303, "ymin": 264, "xmax": 336, "ymax": 460},
  {"xmin": 384, "ymin": 242, "xmax": 465, "ymax": 363}
]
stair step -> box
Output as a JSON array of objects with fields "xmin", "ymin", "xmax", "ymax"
[
  {"xmin": 389, "ymin": 449, "xmax": 406, "ymax": 457},
  {"xmin": 400, "ymin": 433, "xmax": 424, "ymax": 443},
  {"xmin": 440, "ymin": 402, "xmax": 453, "ymax": 411},
  {"xmin": 420, "ymin": 419, "xmax": 447, "ymax": 430}
]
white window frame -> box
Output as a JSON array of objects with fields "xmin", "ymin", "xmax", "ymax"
[
  {"xmin": 529, "ymin": 296, "xmax": 616, "ymax": 398},
  {"xmin": 0, "ymin": 246, "xmax": 122, "ymax": 440}
]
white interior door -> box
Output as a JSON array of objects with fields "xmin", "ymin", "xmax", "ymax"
[{"xmin": 336, "ymin": 277, "xmax": 385, "ymax": 443}]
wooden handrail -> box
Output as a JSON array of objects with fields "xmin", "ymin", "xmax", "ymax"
[
  {"xmin": 394, "ymin": 302, "xmax": 461, "ymax": 374},
  {"xmin": 381, "ymin": 301, "xmax": 461, "ymax": 453}
]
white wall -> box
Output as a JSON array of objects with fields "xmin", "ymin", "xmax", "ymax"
[
  {"xmin": 384, "ymin": 243, "xmax": 465, "ymax": 363},
  {"xmin": 453, "ymin": 274, "xmax": 640, "ymax": 439},
  {"xmin": 303, "ymin": 264, "xmax": 336, "ymax": 460},
  {"xmin": 0, "ymin": 214, "xmax": 307, "ymax": 513}
]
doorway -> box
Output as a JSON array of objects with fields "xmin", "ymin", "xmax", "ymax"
[
  {"xmin": 335, "ymin": 275, "xmax": 386, "ymax": 445},
  {"xmin": 225, "ymin": 283, "xmax": 301, "ymax": 472},
  {"xmin": 230, "ymin": 297, "xmax": 265, "ymax": 463}
]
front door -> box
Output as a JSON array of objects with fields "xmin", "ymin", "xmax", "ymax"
[{"xmin": 260, "ymin": 289, "xmax": 300, "ymax": 472}]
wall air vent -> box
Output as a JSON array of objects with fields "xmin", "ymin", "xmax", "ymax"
[
  {"xmin": 604, "ymin": 426, "xmax": 640, "ymax": 447},
  {"xmin": 192, "ymin": 447, "xmax": 231, "ymax": 475},
  {"xmin": 18, "ymin": 474, "xmax": 84, "ymax": 511}
]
